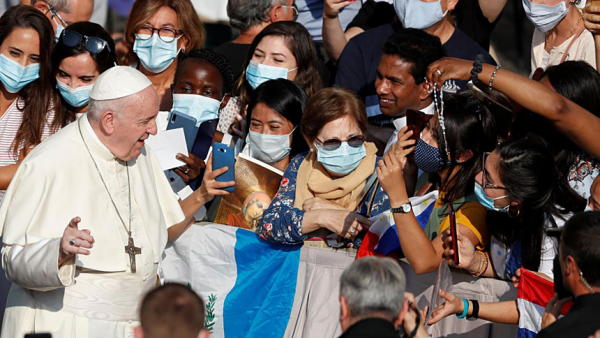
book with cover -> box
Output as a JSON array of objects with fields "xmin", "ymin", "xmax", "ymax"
[{"xmin": 212, "ymin": 153, "xmax": 283, "ymax": 230}]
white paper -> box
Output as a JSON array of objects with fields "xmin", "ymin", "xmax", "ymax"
[{"xmin": 145, "ymin": 128, "xmax": 188, "ymax": 170}]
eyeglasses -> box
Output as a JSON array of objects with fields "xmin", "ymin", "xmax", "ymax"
[
  {"xmin": 315, "ymin": 135, "xmax": 365, "ymax": 151},
  {"xmin": 61, "ymin": 30, "xmax": 111, "ymax": 54},
  {"xmin": 481, "ymin": 152, "xmax": 507, "ymax": 190},
  {"xmin": 135, "ymin": 25, "xmax": 184, "ymax": 43},
  {"xmin": 48, "ymin": 5, "xmax": 67, "ymax": 27},
  {"xmin": 281, "ymin": 3, "xmax": 299, "ymax": 22}
]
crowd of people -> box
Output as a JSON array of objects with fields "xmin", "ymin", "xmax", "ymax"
[{"xmin": 0, "ymin": 0, "xmax": 600, "ymax": 337}]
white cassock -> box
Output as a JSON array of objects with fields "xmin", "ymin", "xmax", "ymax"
[{"xmin": 0, "ymin": 115, "xmax": 185, "ymax": 338}]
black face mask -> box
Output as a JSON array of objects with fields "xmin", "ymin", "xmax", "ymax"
[{"xmin": 414, "ymin": 138, "xmax": 448, "ymax": 173}]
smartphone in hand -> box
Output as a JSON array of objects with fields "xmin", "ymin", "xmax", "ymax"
[
  {"xmin": 212, "ymin": 142, "xmax": 235, "ymax": 193},
  {"xmin": 448, "ymin": 204, "xmax": 460, "ymax": 265},
  {"xmin": 405, "ymin": 109, "xmax": 433, "ymax": 162}
]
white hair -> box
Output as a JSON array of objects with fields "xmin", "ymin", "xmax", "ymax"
[
  {"xmin": 87, "ymin": 97, "xmax": 130, "ymax": 122},
  {"xmin": 340, "ymin": 257, "xmax": 406, "ymax": 319}
]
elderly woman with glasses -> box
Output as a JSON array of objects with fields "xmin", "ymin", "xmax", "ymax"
[
  {"xmin": 52, "ymin": 22, "xmax": 117, "ymax": 122},
  {"xmin": 377, "ymin": 90, "xmax": 498, "ymax": 274},
  {"xmin": 257, "ymin": 87, "xmax": 386, "ymax": 245}
]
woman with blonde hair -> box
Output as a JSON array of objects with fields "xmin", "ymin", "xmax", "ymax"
[{"xmin": 123, "ymin": 0, "xmax": 205, "ymax": 110}]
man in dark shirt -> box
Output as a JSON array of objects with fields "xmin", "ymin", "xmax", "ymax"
[
  {"xmin": 338, "ymin": 257, "xmax": 427, "ymax": 338},
  {"xmin": 537, "ymin": 212, "xmax": 600, "ymax": 338},
  {"xmin": 336, "ymin": 0, "xmax": 495, "ymax": 119}
]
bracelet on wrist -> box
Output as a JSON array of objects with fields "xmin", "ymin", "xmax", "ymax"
[
  {"xmin": 488, "ymin": 65, "xmax": 502, "ymax": 90},
  {"xmin": 472, "ymin": 251, "xmax": 488, "ymax": 277},
  {"xmin": 456, "ymin": 298, "xmax": 469, "ymax": 319},
  {"xmin": 466, "ymin": 299, "xmax": 480, "ymax": 320}
]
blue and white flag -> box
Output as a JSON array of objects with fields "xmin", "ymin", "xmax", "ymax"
[{"xmin": 162, "ymin": 224, "xmax": 354, "ymax": 338}]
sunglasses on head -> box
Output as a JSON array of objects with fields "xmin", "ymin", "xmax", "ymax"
[
  {"xmin": 61, "ymin": 30, "xmax": 111, "ymax": 54},
  {"xmin": 315, "ymin": 135, "xmax": 365, "ymax": 151}
]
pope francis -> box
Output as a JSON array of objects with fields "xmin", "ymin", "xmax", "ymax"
[{"xmin": 0, "ymin": 67, "xmax": 201, "ymax": 338}]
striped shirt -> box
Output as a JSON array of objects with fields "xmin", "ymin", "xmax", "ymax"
[{"xmin": 0, "ymin": 97, "xmax": 56, "ymax": 203}]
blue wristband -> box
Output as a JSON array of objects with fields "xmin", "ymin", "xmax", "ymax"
[{"xmin": 456, "ymin": 298, "xmax": 469, "ymax": 319}]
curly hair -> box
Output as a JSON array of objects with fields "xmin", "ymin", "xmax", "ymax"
[{"xmin": 174, "ymin": 49, "xmax": 234, "ymax": 94}]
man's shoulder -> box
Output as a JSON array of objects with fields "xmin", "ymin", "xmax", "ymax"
[{"xmin": 446, "ymin": 28, "xmax": 496, "ymax": 64}]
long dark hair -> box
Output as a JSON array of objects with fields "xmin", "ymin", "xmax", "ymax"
[
  {"xmin": 529, "ymin": 61, "xmax": 600, "ymax": 206},
  {"xmin": 245, "ymin": 79, "xmax": 309, "ymax": 157},
  {"xmin": 487, "ymin": 137, "xmax": 576, "ymax": 272},
  {"xmin": 0, "ymin": 6, "xmax": 56, "ymax": 157},
  {"xmin": 433, "ymin": 90, "xmax": 497, "ymax": 203},
  {"xmin": 235, "ymin": 21, "xmax": 322, "ymax": 109},
  {"xmin": 52, "ymin": 21, "xmax": 117, "ymax": 122}
]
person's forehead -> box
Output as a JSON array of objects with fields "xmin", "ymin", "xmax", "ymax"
[{"xmin": 179, "ymin": 59, "xmax": 223, "ymax": 82}]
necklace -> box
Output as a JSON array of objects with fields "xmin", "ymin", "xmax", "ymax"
[
  {"xmin": 78, "ymin": 122, "xmax": 142, "ymax": 273},
  {"xmin": 545, "ymin": 13, "xmax": 583, "ymax": 52}
]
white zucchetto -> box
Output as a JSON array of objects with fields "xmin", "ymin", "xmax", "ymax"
[{"xmin": 90, "ymin": 66, "xmax": 152, "ymax": 101}]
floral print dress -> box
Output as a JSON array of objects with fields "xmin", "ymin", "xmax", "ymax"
[{"xmin": 257, "ymin": 153, "xmax": 390, "ymax": 244}]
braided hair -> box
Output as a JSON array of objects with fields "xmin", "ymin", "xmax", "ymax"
[{"xmin": 174, "ymin": 49, "xmax": 234, "ymax": 95}]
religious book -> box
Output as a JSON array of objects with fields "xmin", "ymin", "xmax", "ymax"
[{"xmin": 212, "ymin": 153, "xmax": 283, "ymax": 230}]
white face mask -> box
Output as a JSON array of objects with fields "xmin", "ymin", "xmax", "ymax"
[
  {"xmin": 522, "ymin": 0, "xmax": 568, "ymax": 33},
  {"xmin": 247, "ymin": 127, "xmax": 296, "ymax": 164},
  {"xmin": 394, "ymin": 0, "xmax": 448, "ymax": 29}
]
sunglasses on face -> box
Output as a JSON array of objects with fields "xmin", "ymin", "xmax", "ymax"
[
  {"xmin": 61, "ymin": 30, "xmax": 111, "ymax": 54},
  {"xmin": 315, "ymin": 135, "xmax": 366, "ymax": 151}
]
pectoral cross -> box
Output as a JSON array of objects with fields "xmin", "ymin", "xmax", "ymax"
[{"xmin": 125, "ymin": 236, "xmax": 142, "ymax": 273}]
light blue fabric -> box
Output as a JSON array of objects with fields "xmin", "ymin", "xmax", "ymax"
[
  {"xmin": 316, "ymin": 143, "xmax": 366, "ymax": 175},
  {"xmin": 296, "ymin": 0, "xmax": 362, "ymax": 41},
  {"xmin": 245, "ymin": 61, "xmax": 295, "ymax": 89},
  {"xmin": 223, "ymin": 229, "xmax": 301, "ymax": 338},
  {"xmin": 171, "ymin": 93, "xmax": 220, "ymax": 127},
  {"xmin": 474, "ymin": 182, "xmax": 509, "ymax": 213},
  {"xmin": 56, "ymin": 80, "xmax": 93, "ymax": 107},
  {"xmin": 0, "ymin": 54, "xmax": 39, "ymax": 93},
  {"xmin": 133, "ymin": 34, "xmax": 180, "ymax": 73},
  {"xmin": 522, "ymin": 0, "xmax": 568, "ymax": 33},
  {"xmin": 394, "ymin": 0, "xmax": 447, "ymax": 30}
]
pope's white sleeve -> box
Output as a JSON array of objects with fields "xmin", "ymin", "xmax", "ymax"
[{"xmin": 2, "ymin": 237, "xmax": 75, "ymax": 291}]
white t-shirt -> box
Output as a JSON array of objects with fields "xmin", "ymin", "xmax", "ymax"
[{"xmin": 490, "ymin": 212, "xmax": 570, "ymax": 280}]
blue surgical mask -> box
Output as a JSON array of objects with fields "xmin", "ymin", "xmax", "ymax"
[
  {"xmin": 0, "ymin": 54, "xmax": 40, "ymax": 93},
  {"xmin": 56, "ymin": 79, "xmax": 93, "ymax": 107},
  {"xmin": 394, "ymin": 0, "xmax": 448, "ymax": 29},
  {"xmin": 248, "ymin": 127, "xmax": 295, "ymax": 164},
  {"xmin": 315, "ymin": 142, "xmax": 367, "ymax": 176},
  {"xmin": 171, "ymin": 93, "xmax": 220, "ymax": 127},
  {"xmin": 133, "ymin": 34, "xmax": 181, "ymax": 73},
  {"xmin": 522, "ymin": 0, "xmax": 568, "ymax": 33},
  {"xmin": 55, "ymin": 23, "xmax": 65, "ymax": 43},
  {"xmin": 474, "ymin": 182, "xmax": 510, "ymax": 213},
  {"xmin": 414, "ymin": 138, "xmax": 448, "ymax": 173},
  {"xmin": 245, "ymin": 60, "xmax": 298, "ymax": 89}
]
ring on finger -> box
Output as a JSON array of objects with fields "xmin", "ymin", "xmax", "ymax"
[
  {"xmin": 349, "ymin": 228, "xmax": 356, "ymax": 235},
  {"xmin": 69, "ymin": 239, "xmax": 76, "ymax": 246},
  {"xmin": 436, "ymin": 69, "xmax": 442, "ymax": 76},
  {"xmin": 183, "ymin": 167, "xmax": 190, "ymax": 174}
]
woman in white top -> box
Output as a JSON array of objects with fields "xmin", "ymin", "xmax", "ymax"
[
  {"xmin": 0, "ymin": 6, "xmax": 59, "ymax": 203},
  {"xmin": 524, "ymin": 0, "xmax": 596, "ymax": 73}
]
